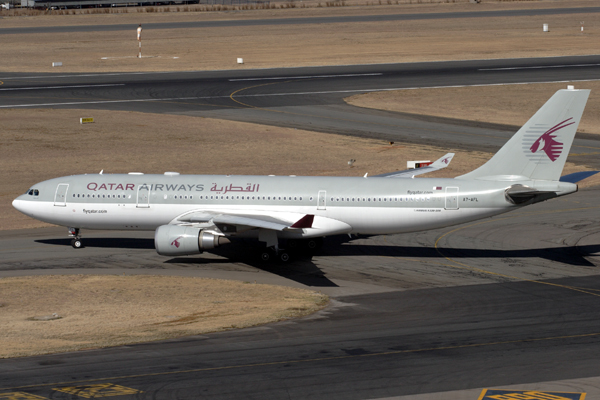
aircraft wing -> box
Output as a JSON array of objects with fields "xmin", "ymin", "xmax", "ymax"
[
  {"xmin": 173, "ymin": 210, "xmax": 350, "ymax": 247},
  {"xmin": 175, "ymin": 210, "xmax": 315, "ymax": 231},
  {"xmin": 177, "ymin": 211, "xmax": 295, "ymax": 231},
  {"xmin": 375, "ymin": 153, "xmax": 455, "ymax": 178}
]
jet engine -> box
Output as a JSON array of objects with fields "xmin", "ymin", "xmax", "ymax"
[{"xmin": 155, "ymin": 225, "xmax": 230, "ymax": 256}]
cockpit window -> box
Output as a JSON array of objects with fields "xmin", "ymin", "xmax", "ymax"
[
  {"xmin": 27, "ymin": 189, "xmax": 40, "ymax": 196},
  {"xmin": 28, "ymin": 189, "xmax": 33, "ymax": 195}
]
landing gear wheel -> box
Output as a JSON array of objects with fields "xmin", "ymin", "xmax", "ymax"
[
  {"xmin": 279, "ymin": 252, "xmax": 291, "ymax": 263},
  {"xmin": 260, "ymin": 251, "xmax": 271, "ymax": 262},
  {"xmin": 71, "ymin": 238, "xmax": 83, "ymax": 249},
  {"xmin": 306, "ymin": 238, "xmax": 323, "ymax": 252}
]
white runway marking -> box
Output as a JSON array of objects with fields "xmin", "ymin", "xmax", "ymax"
[
  {"xmin": 0, "ymin": 84, "xmax": 125, "ymax": 91},
  {"xmin": 0, "ymin": 79, "xmax": 598, "ymax": 108},
  {"xmin": 229, "ymin": 73, "xmax": 383, "ymax": 81},
  {"xmin": 479, "ymin": 63, "xmax": 600, "ymax": 71},
  {"xmin": 101, "ymin": 56, "xmax": 160, "ymax": 59}
]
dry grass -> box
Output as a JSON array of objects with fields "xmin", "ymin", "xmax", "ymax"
[
  {"xmin": 0, "ymin": 1, "xmax": 598, "ymax": 73},
  {"xmin": 0, "ymin": 275, "xmax": 328, "ymax": 358},
  {"xmin": 346, "ymin": 81, "xmax": 600, "ymax": 135}
]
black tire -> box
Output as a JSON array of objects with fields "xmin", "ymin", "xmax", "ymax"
[
  {"xmin": 71, "ymin": 238, "xmax": 83, "ymax": 249},
  {"xmin": 306, "ymin": 238, "xmax": 323, "ymax": 251},
  {"xmin": 260, "ymin": 251, "xmax": 271, "ymax": 262},
  {"xmin": 279, "ymin": 252, "xmax": 291, "ymax": 263}
]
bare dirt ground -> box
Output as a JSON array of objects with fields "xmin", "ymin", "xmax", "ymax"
[
  {"xmin": 0, "ymin": 0, "xmax": 598, "ymax": 73},
  {"xmin": 0, "ymin": 275, "xmax": 328, "ymax": 358},
  {"xmin": 2, "ymin": 0, "xmax": 600, "ymax": 358}
]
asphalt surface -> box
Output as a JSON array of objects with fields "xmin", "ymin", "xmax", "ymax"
[
  {"xmin": 2, "ymin": 17, "xmax": 600, "ymax": 399},
  {"xmin": 1, "ymin": 7, "xmax": 598, "ymax": 35}
]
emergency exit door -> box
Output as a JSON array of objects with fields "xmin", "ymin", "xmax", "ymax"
[
  {"xmin": 137, "ymin": 186, "xmax": 150, "ymax": 208},
  {"xmin": 317, "ymin": 190, "xmax": 326, "ymax": 210}
]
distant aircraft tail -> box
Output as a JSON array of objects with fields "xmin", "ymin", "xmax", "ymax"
[{"xmin": 457, "ymin": 88, "xmax": 590, "ymax": 181}]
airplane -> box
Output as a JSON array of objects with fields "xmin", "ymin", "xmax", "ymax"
[{"xmin": 12, "ymin": 88, "xmax": 596, "ymax": 262}]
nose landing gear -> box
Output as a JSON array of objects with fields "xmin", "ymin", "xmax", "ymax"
[{"xmin": 68, "ymin": 227, "xmax": 83, "ymax": 249}]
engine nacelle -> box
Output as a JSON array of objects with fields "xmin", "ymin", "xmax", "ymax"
[{"xmin": 155, "ymin": 225, "xmax": 230, "ymax": 256}]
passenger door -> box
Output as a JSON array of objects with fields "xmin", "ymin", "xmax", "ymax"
[
  {"xmin": 445, "ymin": 187, "xmax": 459, "ymax": 210},
  {"xmin": 54, "ymin": 184, "xmax": 68, "ymax": 207}
]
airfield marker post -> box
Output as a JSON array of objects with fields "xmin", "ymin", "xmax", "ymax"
[{"xmin": 137, "ymin": 24, "xmax": 142, "ymax": 58}]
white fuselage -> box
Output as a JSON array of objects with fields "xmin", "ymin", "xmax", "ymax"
[{"xmin": 12, "ymin": 172, "xmax": 561, "ymax": 240}]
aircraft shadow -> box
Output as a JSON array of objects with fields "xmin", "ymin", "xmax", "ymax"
[
  {"xmin": 35, "ymin": 237, "xmax": 598, "ymax": 270},
  {"xmin": 322, "ymin": 236, "xmax": 599, "ymax": 267},
  {"xmin": 36, "ymin": 237, "xmax": 155, "ymax": 249},
  {"xmin": 36, "ymin": 237, "xmax": 338, "ymax": 287}
]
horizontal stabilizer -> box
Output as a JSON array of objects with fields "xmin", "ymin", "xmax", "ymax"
[
  {"xmin": 375, "ymin": 153, "xmax": 455, "ymax": 178},
  {"xmin": 559, "ymin": 171, "xmax": 599, "ymax": 183}
]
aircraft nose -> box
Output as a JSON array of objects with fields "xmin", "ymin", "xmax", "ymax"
[{"xmin": 12, "ymin": 196, "xmax": 29, "ymax": 215}]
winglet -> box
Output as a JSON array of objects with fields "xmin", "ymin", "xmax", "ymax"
[{"xmin": 291, "ymin": 214, "xmax": 314, "ymax": 229}]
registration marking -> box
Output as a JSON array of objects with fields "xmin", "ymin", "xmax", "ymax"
[
  {"xmin": 53, "ymin": 384, "xmax": 141, "ymax": 398},
  {"xmin": 478, "ymin": 389, "xmax": 586, "ymax": 400}
]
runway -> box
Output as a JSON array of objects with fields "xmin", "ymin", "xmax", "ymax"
[
  {"xmin": 2, "ymin": 41, "xmax": 600, "ymax": 398},
  {"xmin": 1, "ymin": 7, "xmax": 599, "ymax": 35}
]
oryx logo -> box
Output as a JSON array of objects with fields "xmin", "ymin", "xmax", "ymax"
[
  {"xmin": 441, "ymin": 156, "xmax": 451, "ymax": 165},
  {"xmin": 525, "ymin": 118, "xmax": 574, "ymax": 162},
  {"xmin": 171, "ymin": 236, "xmax": 183, "ymax": 248}
]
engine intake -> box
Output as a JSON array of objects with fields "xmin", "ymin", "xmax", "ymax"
[{"xmin": 155, "ymin": 225, "xmax": 230, "ymax": 256}]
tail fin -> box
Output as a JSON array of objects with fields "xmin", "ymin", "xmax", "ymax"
[{"xmin": 457, "ymin": 88, "xmax": 590, "ymax": 181}]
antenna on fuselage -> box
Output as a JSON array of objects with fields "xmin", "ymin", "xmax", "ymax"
[{"xmin": 99, "ymin": 170, "xmax": 104, "ymax": 175}]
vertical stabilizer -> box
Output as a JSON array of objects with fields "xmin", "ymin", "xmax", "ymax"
[{"xmin": 457, "ymin": 88, "xmax": 590, "ymax": 181}]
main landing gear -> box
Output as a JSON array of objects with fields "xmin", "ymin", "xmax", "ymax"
[
  {"xmin": 68, "ymin": 227, "xmax": 83, "ymax": 249},
  {"xmin": 259, "ymin": 238, "xmax": 323, "ymax": 263}
]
